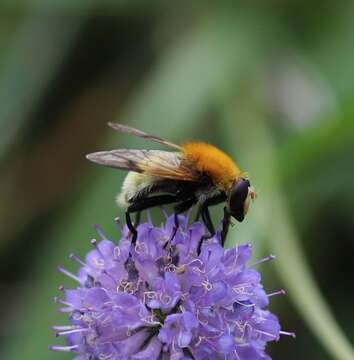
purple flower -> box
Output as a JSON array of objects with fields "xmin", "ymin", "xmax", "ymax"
[{"xmin": 50, "ymin": 214, "xmax": 294, "ymax": 359}]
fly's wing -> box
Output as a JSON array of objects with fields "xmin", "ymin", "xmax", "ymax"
[
  {"xmin": 108, "ymin": 123, "xmax": 182, "ymax": 150},
  {"xmin": 86, "ymin": 149, "xmax": 200, "ymax": 182}
]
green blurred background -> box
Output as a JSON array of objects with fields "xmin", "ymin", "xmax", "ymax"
[{"xmin": 1, "ymin": 1, "xmax": 354, "ymax": 359}]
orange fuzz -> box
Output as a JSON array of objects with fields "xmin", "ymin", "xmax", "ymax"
[{"xmin": 181, "ymin": 142, "xmax": 241, "ymax": 189}]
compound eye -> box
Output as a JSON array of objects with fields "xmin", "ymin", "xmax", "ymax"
[{"xmin": 229, "ymin": 179, "xmax": 250, "ymax": 222}]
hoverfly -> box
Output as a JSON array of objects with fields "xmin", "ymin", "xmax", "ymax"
[{"xmin": 86, "ymin": 123, "xmax": 255, "ymax": 247}]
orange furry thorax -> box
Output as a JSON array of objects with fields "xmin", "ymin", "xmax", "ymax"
[{"xmin": 181, "ymin": 141, "xmax": 242, "ymax": 189}]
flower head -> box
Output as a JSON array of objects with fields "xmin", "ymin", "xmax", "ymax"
[{"xmin": 50, "ymin": 215, "xmax": 293, "ymax": 359}]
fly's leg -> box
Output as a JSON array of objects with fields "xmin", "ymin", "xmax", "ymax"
[
  {"xmin": 221, "ymin": 207, "xmax": 231, "ymax": 246},
  {"xmin": 196, "ymin": 206, "xmax": 216, "ymax": 254},
  {"xmin": 201, "ymin": 206, "xmax": 215, "ymax": 238},
  {"xmin": 165, "ymin": 212, "xmax": 179, "ymax": 247},
  {"xmin": 126, "ymin": 195, "xmax": 178, "ymax": 245},
  {"xmin": 167, "ymin": 197, "xmax": 197, "ymax": 243},
  {"xmin": 125, "ymin": 212, "xmax": 138, "ymax": 245},
  {"xmin": 194, "ymin": 191, "xmax": 225, "ymax": 254}
]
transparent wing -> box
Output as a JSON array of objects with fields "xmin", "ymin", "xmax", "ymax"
[
  {"xmin": 86, "ymin": 149, "xmax": 200, "ymax": 181},
  {"xmin": 108, "ymin": 122, "xmax": 182, "ymax": 150}
]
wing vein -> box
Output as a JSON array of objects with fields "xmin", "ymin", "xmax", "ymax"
[{"xmin": 86, "ymin": 149, "xmax": 200, "ymax": 182}]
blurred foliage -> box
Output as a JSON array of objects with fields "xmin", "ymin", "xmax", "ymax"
[{"xmin": 0, "ymin": 1, "xmax": 354, "ymax": 359}]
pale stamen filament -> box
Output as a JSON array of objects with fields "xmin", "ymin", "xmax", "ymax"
[
  {"xmin": 113, "ymin": 246, "xmax": 121, "ymax": 259},
  {"xmin": 201, "ymin": 279, "xmax": 213, "ymax": 291},
  {"xmin": 159, "ymin": 293, "xmax": 172, "ymax": 305},
  {"xmin": 134, "ymin": 242, "xmax": 147, "ymax": 254},
  {"xmin": 98, "ymin": 352, "xmax": 114, "ymax": 360}
]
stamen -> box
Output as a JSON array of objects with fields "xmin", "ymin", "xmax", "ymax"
[
  {"xmin": 123, "ymin": 282, "xmax": 133, "ymax": 294},
  {"xmin": 114, "ymin": 217, "xmax": 122, "ymax": 233},
  {"xmin": 53, "ymin": 297, "xmax": 74, "ymax": 308},
  {"xmin": 134, "ymin": 242, "xmax": 147, "ymax": 254},
  {"xmin": 232, "ymin": 284, "xmax": 253, "ymax": 296},
  {"xmin": 92, "ymin": 224, "xmax": 108, "ymax": 240},
  {"xmin": 56, "ymin": 328, "xmax": 88, "ymax": 337},
  {"xmin": 160, "ymin": 293, "xmax": 172, "ymax": 305},
  {"xmin": 185, "ymin": 258, "xmax": 204, "ymax": 267},
  {"xmin": 196, "ymin": 309, "xmax": 208, "ymax": 325},
  {"xmin": 58, "ymin": 307, "xmax": 74, "ymax": 313},
  {"xmin": 192, "ymin": 265, "xmax": 205, "ymax": 274},
  {"xmin": 201, "ymin": 280, "xmax": 213, "ymax": 291},
  {"xmin": 250, "ymin": 254, "xmax": 276, "ymax": 267},
  {"xmin": 180, "ymin": 292, "xmax": 189, "ymax": 301},
  {"xmin": 163, "ymin": 263, "xmax": 174, "ymax": 272},
  {"xmin": 255, "ymin": 329, "xmax": 278, "ymax": 339},
  {"xmin": 170, "ymin": 264, "xmax": 185, "ymax": 274},
  {"xmin": 69, "ymin": 253, "xmax": 87, "ymax": 268},
  {"xmin": 160, "ymin": 206, "xmax": 169, "ymax": 219},
  {"xmin": 195, "ymin": 336, "xmax": 205, "ymax": 347},
  {"xmin": 113, "ymin": 246, "xmax": 121, "ymax": 259},
  {"xmin": 143, "ymin": 291, "xmax": 157, "ymax": 304},
  {"xmin": 234, "ymin": 349, "xmax": 241, "ymax": 360},
  {"xmin": 185, "ymin": 207, "xmax": 192, "ymax": 227},
  {"xmin": 267, "ymin": 289, "xmax": 286, "ymax": 297},
  {"xmin": 48, "ymin": 344, "xmax": 79, "ymax": 352},
  {"xmin": 90, "ymin": 239, "xmax": 105, "ymax": 259},
  {"xmin": 56, "ymin": 266, "xmax": 82, "ymax": 284},
  {"xmin": 233, "ymin": 299, "xmax": 255, "ymax": 308},
  {"xmin": 98, "ymin": 352, "xmax": 114, "ymax": 360},
  {"xmin": 146, "ymin": 209, "xmax": 152, "ymax": 224},
  {"xmin": 280, "ymin": 330, "xmax": 296, "ymax": 338},
  {"xmin": 140, "ymin": 315, "xmax": 161, "ymax": 326},
  {"xmin": 52, "ymin": 325, "xmax": 78, "ymax": 331}
]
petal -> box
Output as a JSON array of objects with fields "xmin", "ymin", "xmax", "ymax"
[
  {"xmin": 223, "ymin": 244, "xmax": 252, "ymax": 271},
  {"xmin": 215, "ymin": 334, "xmax": 235, "ymax": 354},
  {"xmin": 132, "ymin": 336, "xmax": 162, "ymax": 359},
  {"xmin": 84, "ymin": 288, "xmax": 110, "ymax": 307},
  {"xmin": 181, "ymin": 311, "xmax": 199, "ymax": 330},
  {"xmin": 116, "ymin": 330, "xmax": 151, "ymax": 356},
  {"xmin": 158, "ymin": 326, "xmax": 174, "ymax": 345},
  {"xmin": 199, "ymin": 243, "xmax": 224, "ymax": 270},
  {"xmin": 97, "ymin": 240, "xmax": 116, "ymax": 259}
]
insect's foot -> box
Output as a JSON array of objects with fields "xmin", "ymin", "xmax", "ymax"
[
  {"xmin": 196, "ymin": 234, "xmax": 212, "ymax": 255},
  {"xmin": 221, "ymin": 232, "xmax": 228, "ymax": 247},
  {"xmin": 130, "ymin": 231, "xmax": 138, "ymax": 245},
  {"xmin": 169, "ymin": 226, "xmax": 179, "ymax": 242}
]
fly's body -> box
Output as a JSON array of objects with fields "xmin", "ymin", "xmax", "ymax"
[
  {"xmin": 86, "ymin": 123, "xmax": 255, "ymax": 246},
  {"xmin": 181, "ymin": 142, "xmax": 242, "ymax": 189}
]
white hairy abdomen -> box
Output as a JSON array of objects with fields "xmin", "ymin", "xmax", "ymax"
[{"xmin": 117, "ymin": 172, "xmax": 156, "ymax": 208}]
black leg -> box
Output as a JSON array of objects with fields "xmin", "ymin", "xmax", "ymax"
[
  {"xmin": 221, "ymin": 207, "xmax": 231, "ymax": 246},
  {"xmin": 126, "ymin": 195, "xmax": 179, "ymax": 244},
  {"xmin": 167, "ymin": 197, "xmax": 197, "ymax": 243},
  {"xmin": 201, "ymin": 206, "xmax": 215, "ymax": 238},
  {"xmin": 167, "ymin": 212, "xmax": 179, "ymax": 244},
  {"xmin": 196, "ymin": 190, "xmax": 226, "ymax": 232},
  {"xmin": 194, "ymin": 191, "xmax": 226, "ymax": 254},
  {"xmin": 196, "ymin": 206, "xmax": 216, "ymax": 254},
  {"xmin": 126, "ymin": 212, "xmax": 138, "ymax": 245},
  {"xmin": 194, "ymin": 204, "xmax": 202, "ymax": 221},
  {"xmin": 194, "ymin": 190, "xmax": 226, "ymax": 221}
]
